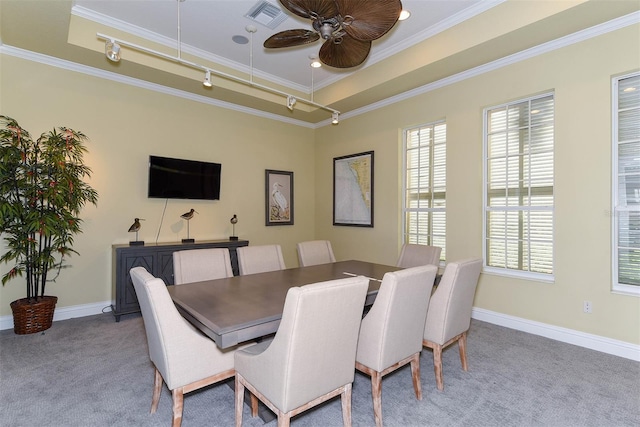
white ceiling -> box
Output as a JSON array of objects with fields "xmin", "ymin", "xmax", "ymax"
[{"xmin": 72, "ymin": 0, "xmax": 488, "ymax": 91}]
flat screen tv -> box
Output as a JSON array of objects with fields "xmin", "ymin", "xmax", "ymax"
[{"xmin": 148, "ymin": 155, "xmax": 221, "ymax": 200}]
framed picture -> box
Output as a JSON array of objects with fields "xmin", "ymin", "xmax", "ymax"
[
  {"xmin": 333, "ymin": 151, "xmax": 374, "ymax": 227},
  {"xmin": 265, "ymin": 169, "xmax": 294, "ymax": 226}
]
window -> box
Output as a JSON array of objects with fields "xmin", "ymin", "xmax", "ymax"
[
  {"xmin": 483, "ymin": 94, "xmax": 554, "ymax": 280},
  {"xmin": 613, "ymin": 72, "xmax": 640, "ymax": 294},
  {"xmin": 402, "ymin": 121, "xmax": 446, "ymax": 261}
]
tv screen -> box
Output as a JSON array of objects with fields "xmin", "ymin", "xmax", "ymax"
[{"xmin": 148, "ymin": 155, "xmax": 221, "ymax": 200}]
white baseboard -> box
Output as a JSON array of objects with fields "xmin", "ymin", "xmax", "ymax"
[
  {"xmin": 0, "ymin": 300, "xmax": 114, "ymax": 331},
  {"xmin": 472, "ymin": 307, "xmax": 640, "ymax": 362},
  {"xmin": 1, "ymin": 301, "xmax": 638, "ymax": 361}
]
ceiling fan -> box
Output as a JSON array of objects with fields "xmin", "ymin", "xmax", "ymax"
[{"xmin": 263, "ymin": 0, "xmax": 403, "ymax": 69}]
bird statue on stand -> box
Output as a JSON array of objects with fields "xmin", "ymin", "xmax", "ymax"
[
  {"xmin": 230, "ymin": 214, "xmax": 238, "ymax": 240},
  {"xmin": 180, "ymin": 209, "xmax": 198, "ymax": 243},
  {"xmin": 128, "ymin": 218, "xmax": 144, "ymax": 246}
]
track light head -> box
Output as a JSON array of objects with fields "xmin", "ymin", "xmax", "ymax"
[
  {"xmin": 105, "ymin": 39, "xmax": 121, "ymax": 62},
  {"xmin": 287, "ymin": 95, "xmax": 297, "ymax": 111},
  {"xmin": 332, "ymin": 111, "xmax": 339, "ymax": 125},
  {"xmin": 203, "ymin": 69, "xmax": 212, "ymax": 87}
]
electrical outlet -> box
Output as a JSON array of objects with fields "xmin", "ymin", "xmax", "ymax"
[{"xmin": 583, "ymin": 300, "xmax": 592, "ymax": 313}]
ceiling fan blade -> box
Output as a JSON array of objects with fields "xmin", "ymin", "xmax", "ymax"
[
  {"xmin": 264, "ymin": 29, "xmax": 321, "ymax": 48},
  {"xmin": 279, "ymin": 0, "xmax": 339, "ymax": 20},
  {"xmin": 335, "ymin": 0, "xmax": 402, "ymax": 41},
  {"xmin": 319, "ymin": 35, "xmax": 371, "ymax": 68}
]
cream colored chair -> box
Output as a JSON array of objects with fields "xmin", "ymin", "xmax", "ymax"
[
  {"xmin": 396, "ymin": 243, "xmax": 442, "ymax": 268},
  {"xmin": 234, "ymin": 276, "xmax": 369, "ymax": 427},
  {"xmin": 355, "ymin": 265, "xmax": 438, "ymax": 427},
  {"xmin": 236, "ymin": 245, "xmax": 286, "ymax": 275},
  {"xmin": 422, "ymin": 258, "xmax": 482, "ymax": 391},
  {"xmin": 172, "ymin": 248, "xmax": 234, "ymax": 284},
  {"xmin": 296, "ymin": 240, "xmax": 336, "ymax": 266},
  {"xmin": 130, "ymin": 266, "xmax": 240, "ymax": 427}
]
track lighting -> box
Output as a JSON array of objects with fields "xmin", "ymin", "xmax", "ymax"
[
  {"xmin": 203, "ymin": 69, "xmax": 212, "ymax": 87},
  {"xmin": 105, "ymin": 39, "xmax": 121, "ymax": 62},
  {"xmin": 97, "ymin": 33, "xmax": 340, "ymax": 123},
  {"xmin": 287, "ymin": 95, "xmax": 296, "ymax": 111}
]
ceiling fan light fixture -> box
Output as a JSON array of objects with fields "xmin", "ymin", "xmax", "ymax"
[
  {"xmin": 203, "ymin": 69, "xmax": 212, "ymax": 87},
  {"xmin": 286, "ymin": 95, "xmax": 297, "ymax": 111},
  {"xmin": 105, "ymin": 39, "xmax": 121, "ymax": 62},
  {"xmin": 332, "ymin": 111, "xmax": 339, "ymax": 125}
]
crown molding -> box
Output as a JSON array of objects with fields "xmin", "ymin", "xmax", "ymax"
[
  {"xmin": 341, "ymin": 11, "xmax": 640, "ymax": 122},
  {"xmin": 0, "ymin": 44, "xmax": 315, "ymax": 129}
]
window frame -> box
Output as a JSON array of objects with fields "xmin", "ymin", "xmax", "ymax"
[
  {"xmin": 482, "ymin": 92, "xmax": 555, "ymax": 283},
  {"xmin": 612, "ymin": 71, "xmax": 640, "ymax": 296},
  {"xmin": 401, "ymin": 120, "xmax": 447, "ymax": 264}
]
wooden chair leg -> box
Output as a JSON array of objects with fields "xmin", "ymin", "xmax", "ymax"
[
  {"xmin": 341, "ymin": 383, "xmax": 353, "ymax": 427},
  {"xmin": 235, "ymin": 376, "xmax": 244, "ymax": 427},
  {"xmin": 410, "ymin": 353, "xmax": 422, "ymax": 400},
  {"xmin": 277, "ymin": 413, "xmax": 291, "ymax": 427},
  {"xmin": 250, "ymin": 392, "xmax": 259, "ymax": 417},
  {"xmin": 370, "ymin": 370, "xmax": 383, "ymax": 427},
  {"xmin": 458, "ymin": 331, "xmax": 468, "ymax": 371},
  {"xmin": 171, "ymin": 387, "xmax": 184, "ymax": 427},
  {"xmin": 151, "ymin": 368, "xmax": 162, "ymax": 414},
  {"xmin": 433, "ymin": 344, "xmax": 444, "ymax": 391}
]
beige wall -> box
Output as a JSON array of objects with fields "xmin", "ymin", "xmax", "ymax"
[
  {"xmin": 1, "ymin": 24, "xmax": 639, "ymax": 346},
  {"xmin": 0, "ymin": 54, "xmax": 316, "ymax": 314},
  {"xmin": 316, "ymin": 24, "xmax": 640, "ymax": 345}
]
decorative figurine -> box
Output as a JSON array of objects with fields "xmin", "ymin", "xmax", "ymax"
[
  {"xmin": 180, "ymin": 209, "xmax": 197, "ymax": 243},
  {"xmin": 128, "ymin": 218, "xmax": 145, "ymax": 246},
  {"xmin": 230, "ymin": 214, "xmax": 238, "ymax": 240}
]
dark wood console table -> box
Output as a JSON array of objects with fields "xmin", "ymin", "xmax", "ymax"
[{"xmin": 111, "ymin": 239, "xmax": 249, "ymax": 321}]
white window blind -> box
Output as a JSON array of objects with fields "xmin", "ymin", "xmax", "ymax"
[
  {"xmin": 613, "ymin": 72, "xmax": 640, "ymax": 293},
  {"xmin": 484, "ymin": 94, "xmax": 554, "ymax": 279},
  {"xmin": 402, "ymin": 122, "xmax": 446, "ymax": 261}
]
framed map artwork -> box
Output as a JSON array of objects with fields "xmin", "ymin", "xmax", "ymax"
[
  {"xmin": 333, "ymin": 151, "xmax": 374, "ymax": 227},
  {"xmin": 265, "ymin": 169, "xmax": 294, "ymax": 226}
]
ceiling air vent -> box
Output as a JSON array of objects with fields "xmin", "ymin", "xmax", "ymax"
[{"xmin": 245, "ymin": 0, "xmax": 288, "ymax": 29}]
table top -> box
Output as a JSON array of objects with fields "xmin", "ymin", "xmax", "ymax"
[{"xmin": 167, "ymin": 260, "xmax": 401, "ymax": 349}]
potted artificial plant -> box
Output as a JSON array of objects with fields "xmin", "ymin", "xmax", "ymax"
[{"xmin": 0, "ymin": 115, "xmax": 98, "ymax": 334}]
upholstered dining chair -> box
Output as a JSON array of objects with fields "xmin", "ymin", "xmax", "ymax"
[
  {"xmin": 236, "ymin": 244, "xmax": 286, "ymax": 275},
  {"xmin": 355, "ymin": 265, "xmax": 438, "ymax": 427},
  {"xmin": 234, "ymin": 275, "xmax": 369, "ymax": 427},
  {"xmin": 396, "ymin": 243, "xmax": 442, "ymax": 268},
  {"xmin": 296, "ymin": 240, "xmax": 336, "ymax": 266},
  {"xmin": 172, "ymin": 248, "xmax": 234, "ymax": 284},
  {"xmin": 422, "ymin": 258, "xmax": 482, "ymax": 391},
  {"xmin": 130, "ymin": 266, "xmax": 243, "ymax": 427}
]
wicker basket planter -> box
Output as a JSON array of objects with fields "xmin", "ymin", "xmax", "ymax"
[{"xmin": 10, "ymin": 296, "xmax": 58, "ymax": 334}]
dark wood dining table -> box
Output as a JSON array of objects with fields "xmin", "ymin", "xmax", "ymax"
[{"xmin": 167, "ymin": 260, "xmax": 402, "ymax": 349}]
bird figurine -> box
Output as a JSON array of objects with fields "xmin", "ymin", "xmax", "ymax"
[
  {"xmin": 128, "ymin": 218, "xmax": 144, "ymax": 246},
  {"xmin": 180, "ymin": 209, "xmax": 198, "ymax": 220},
  {"xmin": 180, "ymin": 209, "xmax": 197, "ymax": 243},
  {"xmin": 230, "ymin": 214, "xmax": 238, "ymax": 240}
]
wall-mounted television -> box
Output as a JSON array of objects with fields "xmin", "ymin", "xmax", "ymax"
[{"xmin": 148, "ymin": 155, "xmax": 221, "ymax": 200}]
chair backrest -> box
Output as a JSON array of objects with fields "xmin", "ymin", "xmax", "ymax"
[
  {"xmin": 396, "ymin": 243, "xmax": 442, "ymax": 268},
  {"xmin": 254, "ymin": 276, "xmax": 369, "ymax": 413},
  {"xmin": 130, "ymin": 266, "xmax": 192, "ymax": 387},
  {"xmin": 356, "ymin": 265, "xmax": 438, "ymax": 371},
  {"xmin": 423, "ymin": 258, "xmax": 482, "ymax": 345},
  {"xmin": 296, "ymin": 240, "xmax": 336, "ymax": 266},
  {"xmin": 237, "ymin": 245, "xmax": 286, "ymax": 275},
  {"xmin": 173, "ymin": 248, "xmax": 234, "ymax": 284}
]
